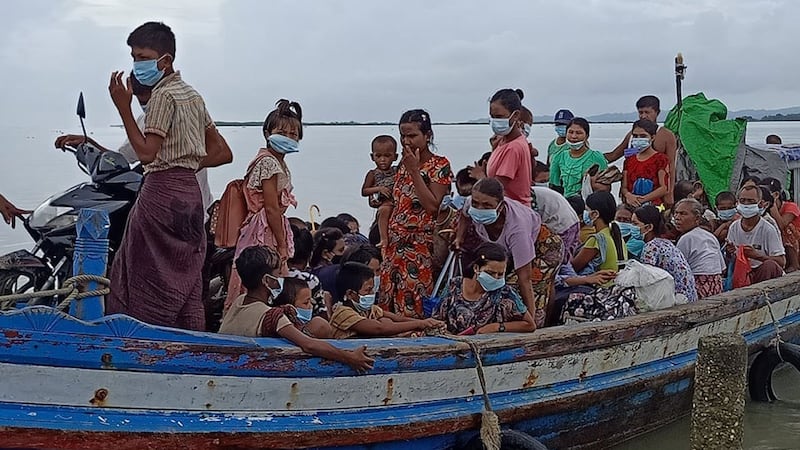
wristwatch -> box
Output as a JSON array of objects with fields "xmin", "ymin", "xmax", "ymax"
[{"xmin": 498, "ymin": 322, "xmax": 506, "ymax": 332}]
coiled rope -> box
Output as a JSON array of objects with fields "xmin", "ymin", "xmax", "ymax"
[{"xmin": 0, "ymin": 275, "xmax": 110, "ymax": 312}]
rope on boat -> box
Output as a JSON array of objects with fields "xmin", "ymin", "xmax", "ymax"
[
  {"xmin": 760, "ymin": 287, "xmax": 786, "ymax": 363},
  {"xmin": 0, "ymin": 275, "xmax": 110, "ymax": 312},
  {"xmin": 444, "ymin": 335, "xmax": 501, "ymax": 450}
]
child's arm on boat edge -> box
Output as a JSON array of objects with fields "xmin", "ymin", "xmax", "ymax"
[
  {"xmin": 351, "ymin": 317, "xmax": 444, "ymax": 337},
  {"xmin": 277, "ymin": 325, "xmax": 374, "ymax": 373}
]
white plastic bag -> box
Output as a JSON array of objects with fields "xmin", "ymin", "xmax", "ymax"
[
  {"xmin": 581, "ymin": 173, "xmax": 594, "ymax": 200},
  {"xmin": 615, "ymin": 260, "xmax": 684, "ymax": 312}
]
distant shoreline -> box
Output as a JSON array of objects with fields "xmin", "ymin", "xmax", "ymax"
[{"xmin": 109, "ymin": 118, "xmax": 800, "ymax": 128}]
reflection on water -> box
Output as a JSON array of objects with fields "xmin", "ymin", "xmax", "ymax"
[{"xmin": 615, "ymin": 365, "xmax": 800, "ymax": 450}]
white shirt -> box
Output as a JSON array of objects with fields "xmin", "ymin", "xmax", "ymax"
[
  {"xmin": 531, "ymin": 186, "xmax": 580, "ymax": 235},
  {"xmin": 676, "ymin": 227, "xmax": 725, "ymax": 275},
  {"xmin": 727, "ymin": 218, "xmax": 785, "ymax": 269},
  {"xmin": 118, "ymin": 112, "xmax": 214, "ymax": 221}
]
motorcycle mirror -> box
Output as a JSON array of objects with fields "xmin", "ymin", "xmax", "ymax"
[
  {"xmin": 77, "ymin": 92, "xmax": 86, "ymax": 119},
  {"xmin": 77, "ymin": 92, "xmax": 88, "ymax": 142}
]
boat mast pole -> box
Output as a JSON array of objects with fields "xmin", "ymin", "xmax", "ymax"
[{"xmin": 675, "ymin": 53, "xmax": 686, "ymax": 108}]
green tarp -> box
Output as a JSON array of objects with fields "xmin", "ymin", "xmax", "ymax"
[{"xmin": 664, "ymin": 92, "xmax": 747, "ymax": 204}]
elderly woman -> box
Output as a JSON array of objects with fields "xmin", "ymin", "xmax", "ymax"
[
  {"xmin": 434, "ymin": 242, "xmax": 535, "ymax": 334},
  {"xmin": 633, "ymin": 205, "xmax": 698, "ymax": 302},
  {"xmin": 673, "ymin": 198, "xmax": 726, "ymax": 298}
]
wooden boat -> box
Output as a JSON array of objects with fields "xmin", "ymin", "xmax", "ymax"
[{"xmin": 0, "ymin": 273, "xmax": 798, "ymax": 450}]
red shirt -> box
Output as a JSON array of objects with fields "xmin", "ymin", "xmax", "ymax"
[
  {"xmin": 623, "ymin": 151, "xmax": 669, "ymax": 205},
  {"xmin": 780, "ymin": 201, "xmax": 800, "ymax": 230}
]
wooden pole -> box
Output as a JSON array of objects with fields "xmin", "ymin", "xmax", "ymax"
[
  {"xmin": 690, "ymin": 333, "xmax": 747, "ymax": 450},
  {"xmin": 675, "ymin": 53, "xmax": 686, "ymax": 108},
  {"xmin": 70, "ymin": 208, "xmax": 110, "ymax": 320}
]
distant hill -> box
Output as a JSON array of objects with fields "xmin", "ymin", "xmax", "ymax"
[
  {"xmin": 732, "ymin": 106, "xmax": 800, "ymax": 120},
  {"xmin": 585, "ymin": 106, "xmax": 800, "ymax": 123}
]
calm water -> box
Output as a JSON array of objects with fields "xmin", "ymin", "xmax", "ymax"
[{"xmin": 2, "ymin": 120, "xmax": 800, "ymax": 448}]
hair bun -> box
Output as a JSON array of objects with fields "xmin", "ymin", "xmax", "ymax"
[{"xmin": 515, "ymin": 89, "xmax": 525, "ymax": 101}]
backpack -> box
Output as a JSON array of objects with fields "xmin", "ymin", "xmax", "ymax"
[
  {"xmin": 213, "ymin": 179, "xmax": 248, "ymax": 248},
  {"xmin": 213, "ymin": 155, "xmax": 267, "ymax": 248}
]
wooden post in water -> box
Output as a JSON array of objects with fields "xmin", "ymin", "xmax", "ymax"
[
  {"xmin": 690, "ymin": 333, "xmax": 747, "ymax": 450},
  {"xmin": 70, "ymin": 208, "xmax": 110, "ymax": 320}
]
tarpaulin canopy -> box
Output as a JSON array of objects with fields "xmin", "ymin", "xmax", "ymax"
[{"xmin": 664, "ymin": 93, "xmax": 747, "ymax": 205}]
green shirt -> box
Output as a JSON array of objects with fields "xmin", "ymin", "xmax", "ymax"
[
  {"xmin": 546, "ymin": 138, "xmax": 569, "ymax": 165},
  {"xmin": 550, "ymin": 147, "xmax": 608, "ymax": 197}
]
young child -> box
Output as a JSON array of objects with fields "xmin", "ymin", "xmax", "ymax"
[
  {"xmin": 329, "ymin": 262, "xmax": 444, "ymax": 339},
  {"xmin": 273, "ymin": 277, "xmax": 334, "ymax": 338},
  {"xmin": 361, "ymin": 135, "xmax": 398, "ymax": 248},
  {"xmin": 713, "ymin": 191, "xmax": 738, "ymax": 243},
  {"xmin": 621, "ymin": 119, "xmax": 669, "ymax": 207},
  {"xmin": 533, "ymin": 161, "xmax": 550, "ymax": 186},
  {"xmin": 219, "ymin": 246, "xmax": 373, "ymax": 372}
]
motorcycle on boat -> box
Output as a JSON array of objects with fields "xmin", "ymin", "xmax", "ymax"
[{"xmin": 0, "ymin": 93, "xmax": 233, "ymax": 331}]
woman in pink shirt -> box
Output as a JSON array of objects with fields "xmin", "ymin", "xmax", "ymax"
[{"xmin": 487, "ymin": 88, "xmax": 532, "ymax": 206}]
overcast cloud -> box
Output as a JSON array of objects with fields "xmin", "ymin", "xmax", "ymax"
[{"xmin": 1, "ymin": 0, "xmax": 797, "ymax": 128}]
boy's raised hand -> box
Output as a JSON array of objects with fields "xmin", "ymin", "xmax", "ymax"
[{"xmin": 108, "ymin": 71, "xmax": 133, "ymax": 110}]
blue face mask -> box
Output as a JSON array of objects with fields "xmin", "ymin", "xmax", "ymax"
[
  {"xmin": 737, "ymin": 203, "xmax": 760, "ymax": 219},
  {"xmin": 477, "ymin": 271, "xmax": 506, "ymax": 292},
  {"xmin": 358, "ymin": 294, "xmax": 375, "ymax": 310},
  {"xmin": 268, "ymin": 134, "xmax": 300, "ymax": 154},
  {"xmin": 451, "ymin": 193, "xmax": 467, "ymax": 210},
  {"xmin": 295, "ymin": 307, "xmax": 313, "ymax": 323},
  {"xmin": 490, "ymin": 118, "xmax": 513, "ymax": 136},
  {"xmin": 627, "ymin": 237, "xmax": 645, "ymax": 258},
  {"xmin": 468, "ymin": 205, "xmax": 500, "ymax": 225},
  {"xmin": 617, "ymin": 222, "xmax": 642, "ymax": 240},
  {"xmin": 132, "ymin": 55, "xmax": 168, "ymax": 87},
  {"xmin": 717, "ymin": 208, "xmax": 736, "ymax": 221},
  {"xmin": 555, "ymin": 125, "xmax": 567, "ymax": 138},
  {"xmin": 583, "ymin": 210, "xmax": 594, "ymax": 226},
  {"xmin": 630, "ymin": 137, "xmax": 651, "ymax": 150},
  {"xmin": 568, "ymin": 140, "xmax": 585, "ymax": 150},
  {"xmin": 522, "ymin": 124, "xmax": 532, "ymax": 138}
]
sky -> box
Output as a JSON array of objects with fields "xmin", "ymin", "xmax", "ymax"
[{"xmin": 1, "ymin": 0, "xmax": 797, "ymax": 128}]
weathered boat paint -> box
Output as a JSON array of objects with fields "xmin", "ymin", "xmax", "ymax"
[{"xmin": 0, "ymin": 274, "xmax": 798, "ymax": 449}]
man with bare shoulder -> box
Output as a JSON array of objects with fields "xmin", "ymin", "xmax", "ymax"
[{"xmin": 605, "ymin": 95, "xmax": 677, "ymax": 206}]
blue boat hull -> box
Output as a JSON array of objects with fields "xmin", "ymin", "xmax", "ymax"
[{"xmin": 0, "ymin": 275, "xmax": 798, "ymax": 449}]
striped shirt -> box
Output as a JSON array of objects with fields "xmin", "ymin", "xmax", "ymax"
[{"xmin": 143, "ymin": 72, "xmax": 212, "ymax": 173}]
